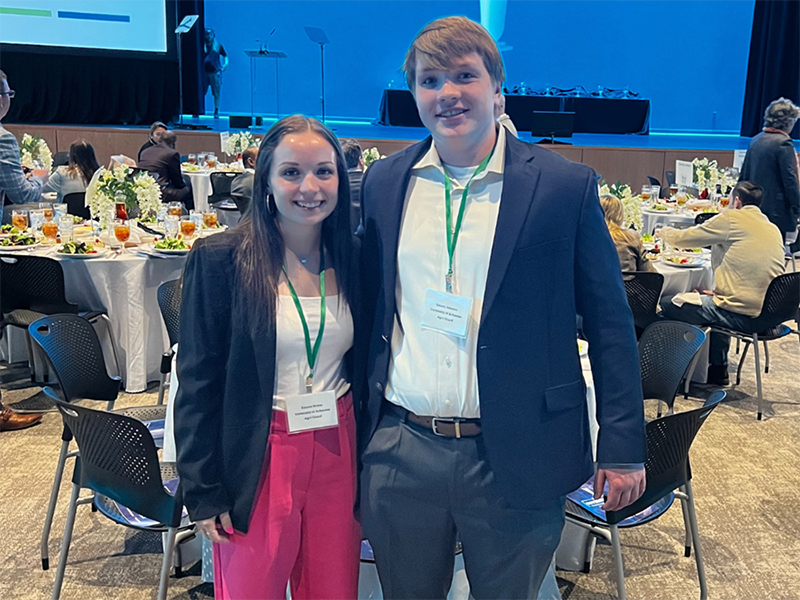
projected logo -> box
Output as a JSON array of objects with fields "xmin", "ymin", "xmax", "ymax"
[{"xmin": 480, "ymin": 0, "xmax": 512, "ymax": 52}]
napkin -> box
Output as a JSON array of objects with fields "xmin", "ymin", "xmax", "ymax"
[
  {"xmin": 671, "ymin": 292, "xmax": 703, "ymax": 308},
  {"xmin": 686, "ymin": 199, "xmax": 712, "ymax": 209}
]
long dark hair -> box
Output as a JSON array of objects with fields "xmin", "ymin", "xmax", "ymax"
[
  {"xmin": 234, "ymin": 115, "xmax": 354, "ymax": 331},
  {"xmin": 66, "ymin": 140, "xmax": 100, "ymax": 184}
]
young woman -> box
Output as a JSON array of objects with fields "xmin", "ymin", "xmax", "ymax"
[
  {"xmin": 41, "ymin": 139, "xmax": 100, "ymax": 202},
  {"xmin": 175, "ymin": 115, "xmax": 361, "ymax": 600}
]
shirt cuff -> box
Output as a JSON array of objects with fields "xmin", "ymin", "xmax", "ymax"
[{"xmin": 596, "ymin": 462, "xmax": 644, "ymax": 471}]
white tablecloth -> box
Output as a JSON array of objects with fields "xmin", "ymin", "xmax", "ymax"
[
  {"xmin": 184, "ymin": 171, "xmax": 213, "ymax": 213},
  {"xmin": 2, "ymin": 247, "xmax": 185, "ymax": 392}
]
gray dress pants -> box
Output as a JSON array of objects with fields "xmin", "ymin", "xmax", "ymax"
[{"xmin": 361, "ymin": 408, "xmax": 566, "ymax": 600}]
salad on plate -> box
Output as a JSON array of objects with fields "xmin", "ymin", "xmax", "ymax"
[
  {"xmin": 0, "ymin": 233, "xmax": 37, "ymax": 247},
  {"xmin": 57, "ymin": 241, "xmax": 100, "ymax": 255}
]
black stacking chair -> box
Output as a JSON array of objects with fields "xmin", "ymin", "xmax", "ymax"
[
  {"xmin": 28, "ymin": 314, "xmax": 167, "ymax": 572},
  {"xmin": 62, "ymin": 191, "xmax": 90, "ymax": 220},
  {"xmin": 621, "ymin": 271, "xmax": 664, "ymax": 337},
  {"xmin": 52, "ymin": 151, "xmax": 69, "ymax": 170},
  {"xmin": 209, "ymin": 171, "xmax": 239, "ymax": 204},
  {"xmin": 157, "ymin": 279, "xmax": 182, "ymax": 405},
  {"xmin": 0, "ymin": 255, "xmax": 116, "ymax": 408},
  {"xmin": 710, "ymin": 271, "xmax": 800, "ymax": 420},
  {"xmin": 639, "ymin": 321, "xmax": 706, "ymax": 417},
  {"xmin": 694, "ymin": 212, "xmax": 718, "ymax": 226},
  {"xmin": 664, "ymin": 170, "xmax": 676, "ymax": 187},
  {"xmin": 46, "ymin": 389, "xmax": 193, "ymax": 600},
  {"xmin": 565, "ymin": 390, "xmax": 725, "ymax": 600}
]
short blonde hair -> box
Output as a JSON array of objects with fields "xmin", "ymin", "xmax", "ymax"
[
  {"xmin": 600, "ymin": 194, "xmax": 636, "ymax": 244},
  {"xmin": 402, "ymin": 17, "xmax": 505, "ymax": 92}
]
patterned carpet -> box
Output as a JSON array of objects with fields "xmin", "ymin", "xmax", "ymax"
[{"xmin": 1, "ymin": 333, "xmax": 799, "ymax": 600}]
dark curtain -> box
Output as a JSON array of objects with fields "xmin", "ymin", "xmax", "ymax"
[
  {"xmin": 178, "ymin": 0, "xmax": 205, "ymax": 117},
  {"xmin": 740, "ymin": 0, "xmax": 800, "ymax": 138}
]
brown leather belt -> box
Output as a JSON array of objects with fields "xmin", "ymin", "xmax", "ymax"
[{"xmin": 384, "ymin": 401, "xmax": 482, "ymax": 438}]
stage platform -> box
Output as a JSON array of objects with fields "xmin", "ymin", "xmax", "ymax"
[{"xmin": 7, "ymin": 116, "xmax": 796, "ymax": 191}]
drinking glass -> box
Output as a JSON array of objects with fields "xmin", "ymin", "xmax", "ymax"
[
  {"xmin": 53, "ymin": 203, "xmax": 68, "ymax": 220},
  {"xmin": 165, "ymin": 215, "xmax": 180, "ymax": 238},
  {"xmin": 675, "ymin": 186, "xmax": 688, "ymax": 206},
  {"xmin": 203, "ymin": 209, "xmax": 218, "ymax": 229},
  {"xmin": 669, "ymin": 183, "xmax": 679, "ymax": 198},
  {"xmin": 190, "ymin": 210, "xmax": 203, "ymax": 231},
  {"xmin": 641, "ymin": 186, "xmax": 652, "ymax": 203},
  {"xmin": 42, "ymin": 220, "xmax": 59, "ymax": 243},
  {"xmin": 206, "ymin": 153, "xmax": 217, "ymax": 169},
  {"xmin": 30, "ymin": 209, "xmax": 45, "ymax": 232},
  {"xmin": 180, "ymin": 216, "xmax": 197, "ymax": 238},
  {"xmin": 58, "ymin": 216, "xmax": 74, "ymax": 242},
  {"xmin": 198, "ymin": 153, "xmax": 208, "ymax": 168},
  {"xmin": 157, "ymin": 204, "xmax": 168, "ymax": 228},
  {"xmin": 11, "ymin": 209, "xmax": 28, "ymax": 230},
  {"xmin": 115, "ymin": 202, "xmax": 128, "ymax": 221},
  {"xmin": 113, "ymin": 219, "xmax": 131, "ymax": 249},
  {"xmin": 40, "ymin": 202, "xmax": 54, "ymax": 221},
  {"xmin": 650, "ymin": 185, "xmax": 661, "ymax": 201},
  {"xmin": 720, "ymin": 194, "xmax": 730, "ymax": 209},
  {"xmin": 188, "ymin": 154, "xmax": 197, "ymax": 165},
  {"xmin": 168, "ymin": 201, "xmax": 183, "ymax": 217}
]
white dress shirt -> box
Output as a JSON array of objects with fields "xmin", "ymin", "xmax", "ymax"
[{"xmin": 385, "ymin": 126, "xmax": 507, "ymax": 418}]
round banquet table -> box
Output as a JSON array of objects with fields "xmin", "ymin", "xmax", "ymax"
[
  {"xmin": 641, "ymin": 209, "xmax": 697, "ymax": 235},
  {"xmin": 1, "ymin": 246, "xmax": 186, "ymax": 392}
]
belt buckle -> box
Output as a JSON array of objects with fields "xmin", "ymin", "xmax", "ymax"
[{"xmin": 431, "ymin": 417, "xmax": 461, "ymax": 439}]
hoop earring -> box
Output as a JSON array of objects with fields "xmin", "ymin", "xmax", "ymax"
[{"xmin": 267, "ymin": 194, "xmax": 276, "ymax": 215}]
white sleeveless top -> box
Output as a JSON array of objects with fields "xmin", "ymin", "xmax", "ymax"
[{"xmin": 273, "ymin": 293, "xmax": 353, "ymax": 411}]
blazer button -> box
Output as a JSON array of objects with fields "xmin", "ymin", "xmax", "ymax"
[{"xmin": 375, "ymin": 382, "xmax": 384, "ymax": 392}]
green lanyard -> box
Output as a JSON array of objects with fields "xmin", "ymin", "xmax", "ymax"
[
  {"xmin": 443, "ymin": 150, "xmax": 494, "ymax": 293},
  {"xmin": 282, "ymin": 243, "xmax": 326, "ymax": 394}
]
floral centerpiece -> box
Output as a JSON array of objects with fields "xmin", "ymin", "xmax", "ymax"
[
  {"xmin": 86, "ymin": 164, "xmax": 161, "ymax": 227},
  {"xmin": 362, "ymin": 147, "xmax": 385, "ymax": 169},
  {"xmin": 599, "ymin": 180, "xmax": 643, "ymax": 231},
  {"xmin": 19, "ymin": 134, "xmax": 53, "ymax": 171},
  {"xmin": 692, "ymin": 158, "xmax": 720, "ymax": 192},
  {"xmin": 225, "ymin": 131, "xmax": 259, "ymax": 156}
]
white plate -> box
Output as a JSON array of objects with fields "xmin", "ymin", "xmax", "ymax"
[
  {"xmin": 0, "ymin": 242, "xmax": 40, "ymax": 251},
  {"xmin": 661, "ymin": 255, "xmax": 705, "ymax": 268},
  {"xmin": 55, "ymin": 249, "xmax": 109, "ymax": 259},
  {"xmin": 674, "ymin": 248, "xmax": 711, "ymax": 256},
  {"xmin": 149, "ymin": 244, "xmax": 191, "ymax": 255},
  {"xmin": 643, "ymin": 207, "xmax": 675, "ymax": 215}
]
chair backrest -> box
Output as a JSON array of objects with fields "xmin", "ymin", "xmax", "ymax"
[
  {"xmin": 209, "ymin": 171, "xmax": 238, "ymax": 203},
  {"xmin": 639, "ymin": 321, "xmax": 706, "ymax": 409},
  {"xmin": 28, "ymin": 314, "xmax": 120, "ymax": 402},
  {"xmin": 751, "ymin": 271, "xmax": 800, "ymax": 331},
  {"xmin": 664, "ymin": 170, "xmax": 676, "ymax": 187},
  {"xmin": 694, "ymin": 212, "xmax": 718, "ymax": 226},
  {"xmin": 52, "ymin": 152, "xmax": 70, "ymax": 169},
  {"xmin": 622, "ymin": 271, "xmax": 664, "ymax": 322},
  {"xmin": 646, "ymin": 175, "xmax": 662, "ymax": 189},
  {"xmin": 63, "ymin": 192, "xmax": 91, "ymax": 220},
  {"xmin": 0, "ymin": 255, "xmax": 78, "ymax": 315},
  {"xmin": 49, "ymin": 391, "xmax": 182, "ymax": 527},
  {"xmin": 157, "ymin": 279, "xmax": 182, "ymax": 347},
  {"xmin": 605, "ymin": 391, "xmax": 724, "ymax": 524}
]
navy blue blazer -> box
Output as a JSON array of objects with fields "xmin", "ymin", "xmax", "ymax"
[{"xmin": 359, "ymin": 133, "xmax": 647, "ymax": 508}]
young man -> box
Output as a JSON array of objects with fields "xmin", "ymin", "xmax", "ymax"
[
  {"xmin": 230, "ymin": 147, "xmax": 258, "ymax": 214},
  {"xmin": 660, "ymin": 181, "xmax": 785, "ymax": 385},
  {"xmin": 341, "ymin": 138, "xmax": 364, "ymax": 233},
  {"xmin": 138, "ymin": 130, "xmax": 193, "ymax": 208},
  {"xmin": 203, "ymin": 28, "xmax": 228, "ymax": 118},
  {"xmin": 359, "ymin": 17, "xmax": 646, "ymax": 599}
]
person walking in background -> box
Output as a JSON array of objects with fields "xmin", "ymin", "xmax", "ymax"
[
  {"xmin": 175, "ymin": 115, "xmax": 361, "ymax": 600},
  {"xmin": 341, "ymin": 139, "xmax": 364, "ymax": 232},
  {"xmin": 204, "ymin": 28, "xmax": 228, "ymax": 119},
  {"xmin": 739, "ymin": 98, "xmax": 800, "ymax": 240},
  {"xmin": 42, "ymin": 139, "xmax": 101, "ymax": 203}
]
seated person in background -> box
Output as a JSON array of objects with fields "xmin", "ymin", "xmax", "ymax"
[
  {"xmin": 138, "ymin": 121, "xmax": 168, "ymax": 161},
  {"xmin": 0, "ymin": 69, "xmax": 48, "ymax": 224},
  {"xmin": 659, "ymin": 181, "xmax": 785, "ymax": 385},
  {"xmin": 230, "ymin": 146, "xmax": 257, "ymax": 214},
  {"xmin": 600, "ymin": 194, "xmax": 656, "ymax": 273},
  {"xmin": 42, "ymin": 139, "xmax": 100, "ymax": 202},
  {"xmin": 341, "ymin": 138, "xmax": 363, "ymax": 232},
  {"xmin": 138, "ymin": 130, "xmax": 193, "ymax": 208}
]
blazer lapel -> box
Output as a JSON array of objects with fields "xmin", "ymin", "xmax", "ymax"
[{"xmin": 481, "ymin": 137, "xmax": 541, "ymax": 325}]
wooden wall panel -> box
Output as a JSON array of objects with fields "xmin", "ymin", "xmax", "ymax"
[
  {"xmin": 4, "ymin": 125, "xmax": 59, "ymax": 156},
  {"xmin": 541, "ymin": 145, "xmax": 583, "ymax": 163},
  {"xmin": 582, "ymin": 148, "xmax": 665, "ymax": 189}
]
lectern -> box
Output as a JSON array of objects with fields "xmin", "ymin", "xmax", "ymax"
[{"xmin": 244, "ymin": 49, "xmax": 288, "ymax": 127}]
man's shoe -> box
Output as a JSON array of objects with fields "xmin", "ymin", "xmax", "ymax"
[
  {"xmin": 0, "ymin": 406, "xmax": 43, "ymax": 431},
  {"xmin": 213, "ymin": 109, "xmax": 219, "ymax": 119},
  {"xmin": 707, "ymin": 364, "xmax": 730, "ymax": 386}
]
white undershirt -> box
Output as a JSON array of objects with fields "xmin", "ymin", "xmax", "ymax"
[
  {"xmin": 385, "ymin": 126, "xmax": 506, "ymax": 418},
  {"xmin": 273, "ymin": 294, "xmax": 353, "ymax": 411}
]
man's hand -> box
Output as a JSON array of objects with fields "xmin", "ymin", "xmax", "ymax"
[
  {"xmin": 196, "ymin": 511, "xmax": 234, "ymax": 544},
  {"xmin": 594, "ymin": 467, "xmax": 646, "ymax": 512}
]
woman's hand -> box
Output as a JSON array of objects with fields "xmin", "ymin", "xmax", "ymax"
[{"xmin": 196, "ymin": 512, "xmax": 234, "ymax": 544}]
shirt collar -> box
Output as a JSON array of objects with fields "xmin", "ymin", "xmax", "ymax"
[{"xmin": 413, "ymin": 125, "xmax": 506, "ymax": 179}]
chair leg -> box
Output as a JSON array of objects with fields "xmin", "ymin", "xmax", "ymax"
[
  {"xmin": 679, "ymin": 491, "xmax": 692, "ymax": 557},
  {"xmin": 96, "ymin": 314, "xmax": 122, "ymax": 379},
  {"xmin": 41, "ymin": 440, "xmax": 71, "ymax": 570},
  {"xmin": 684, "ymin": 481, "xmax": 708, "ymax": 600},
  {"xmin": 752, "ymin": 333, "xmax": 763, "ymax": 420},
  {"xmin": 763, "ymin": 341, "xmax": 770, "ymax": 374},
  {"xmin": 50, "ymin": 483, "xmax": 81, "ymax": 600},
  {"xmin": 736, "ymin": 341, "xmax": 750, "ymax": 386},
  {"xmin": 609, "ymin": 524, "xmax": 627, "ymax": 600},
  {"xmin": 25, "ymin": 331, "xmax": 36, "ymax": 381},
  {"xmin": 157, "ymin": 372, "xmax": 167, "ymax": 406},
  {"xmin": 735, "ymin": 338, "xmax": 740, "ymax": 354},
  {"xmin": 158, "ymin": 527, "xmax": 178, "ymax": 600}
]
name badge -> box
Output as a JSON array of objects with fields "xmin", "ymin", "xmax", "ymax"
[
  {"xmin": 285, "ymin": 390, "xmax": 339, "ymax": 434},
  {"xmin": 420, "ymin": 287, "xmax": 474, "ymax": 339}
]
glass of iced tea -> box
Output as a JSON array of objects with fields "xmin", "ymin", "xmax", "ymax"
[
  {"xmin": 720, "ymin": 194, "xmax": 730, "ymax": 209},
  {"xmin": 206, "ymin": 153, "xmax": 217, "ymax": 169},
  {"xmin": 113, "ymin": 219, "xmax": 130, "ymax": 249},
  {"xmin": 188, "ymin": 154, "xmax": 197, "ymax": 165},
  {"xmin": 180, "ymin": 216, "xmax": 196, "ymax": 238},
  {"xmin": 40, "ymin": 203, "xmax": 55, "ymax": 221},
  {"xmin": 42, "ymin": 220, "xmax": 59, "ymax": 243},
  {"xmin": 203, "ymin": 209, "xmax": 218, "ymax": 229},
  {"xmin": 168, "ymin": 201, "xmax": 183, "ymax": 217},
  {"xmin": 641, "ymin": 186, "xmax": 652, "ymax": 203},
  {"xmin": 11, "ymin": 210, "xmax": 28, "ymax": 230}
]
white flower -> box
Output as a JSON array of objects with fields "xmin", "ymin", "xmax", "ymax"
[
  {"xmin": 362, "ymin": 147, "xmax": 385, "ymax": 169},
  {"xmin": 86, "ymin": 165, "xmax": 161, "ymax": 226},
  {"xmin": 19, "ymin": 134, "xmax": 53, "ymax": 170},
  {"xmin": 225, "ymin": 131, "xmax": 258, "ymax": 155}
]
